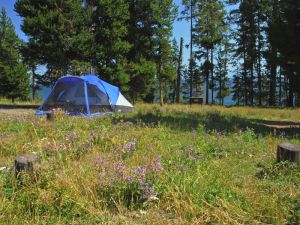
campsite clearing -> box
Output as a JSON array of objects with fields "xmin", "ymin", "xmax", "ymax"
[{"xmin": 0, "ymin": 104, "xmax": 299, "ymax": 224}]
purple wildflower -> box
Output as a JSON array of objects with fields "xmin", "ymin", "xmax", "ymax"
[
  {"xmin": 124, "ymin": 139, "xmax": 137, "ymax": 153},
  {"xmin": 95, "ymin": 156, "xmax": 107, "ymax": 167},
  {"xmin": 99, "ymin": 172, "xmax": 106, "ymax": 178},
  {"xmin": 189, "ymin": 156, "xmax": 197, "ymax": 162},
  {"xmin": 66, "ymin": 131, "xmax": 78, "ymax": 142},
  {"xmin": 124, "ymin": 175, "xmax": 134, "ymax": 183},
  {"xmin": 113, "ymin": 162, "xmax": 126, "ymax": 172},
  {"xmin": 152, "ymin": 156, "xmax": 164, "ymax": 173},
  {"xmin": 185, "ymin": 145, "xmax": 196, "ymax": 154}
]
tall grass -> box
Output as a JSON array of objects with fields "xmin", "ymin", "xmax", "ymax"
[
  {"xmin": 0, "ymin": 104, "xmax": 299, "ymax": 224},
  {"xmin": 0, "ymin": 97, "xmax": 41, "ymax": 105}
]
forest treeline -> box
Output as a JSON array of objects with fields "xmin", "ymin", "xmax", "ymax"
[{"xmin": 0, "ymin": 0, "xmax": 299, "ymax": 106}]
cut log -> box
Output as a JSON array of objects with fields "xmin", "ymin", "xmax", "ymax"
[
  {"xmin": 46, "ymin": 113, "xmax": 54, "ymax": 121},
  {"xmin": 277, "ymin": 143, "xmax": 300, "ymax": 164},
  {"xmin": 15, "ymin": 152, "xmax": 41, "ymax": 178}
]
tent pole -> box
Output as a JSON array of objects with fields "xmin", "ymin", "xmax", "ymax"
[{"xmin": 84, "ymin": 81, "xmax": 91, "ymax": 115}]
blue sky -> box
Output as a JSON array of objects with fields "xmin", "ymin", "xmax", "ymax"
[{"xmin": 0, "ymin": 0, "xmax": 190, "ymax": 65}]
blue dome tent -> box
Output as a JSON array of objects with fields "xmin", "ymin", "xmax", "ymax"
[{"xmin": 36, "ymin": 75, "xmax": 133, "ymax": 117}]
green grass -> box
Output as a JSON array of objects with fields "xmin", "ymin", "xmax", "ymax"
[
  {"xmin": 0, "ymin": 104, "xmax": 299, "ymax": 224},
  {"xmin": 0, "ymin": 98, "xmax": 41, "ymax": 105}
]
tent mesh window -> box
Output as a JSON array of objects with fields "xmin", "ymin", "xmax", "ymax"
[
  {"xmin": 40, "ymin": 81, "xmax": 87, "ymax": 113},
  {"xmin": 87, "ymin": 83, "xmax": 112, "ymax": 113}
]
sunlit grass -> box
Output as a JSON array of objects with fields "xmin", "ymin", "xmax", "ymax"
[
  {"xmin": 0, "ymin": 104, "xmax": 299, "ymax": 224},
  {"xmin": 0, "ymin": 98, "xmax": 41, "ymax": 105}
]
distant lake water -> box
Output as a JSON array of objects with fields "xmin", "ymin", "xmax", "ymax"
[{"xmin": 38, "ymin": 86, "xmax": 51, "ymax": 100}]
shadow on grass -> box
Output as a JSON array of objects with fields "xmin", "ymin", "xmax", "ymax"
[{"xmin": 113, "ymin": 110, "xmax": 300, "ymax": 137}]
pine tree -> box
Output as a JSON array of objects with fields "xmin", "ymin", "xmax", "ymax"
[
  {"xmin": 181, "ymin": 0, "xmax": 200, "ymax": 100},
  {"xmin": 176, "ymin": 37, "xmax": 184, "ymax": 103},
  {"xmin": 15, "ymin": 0, "xmax": 91, "ymax": 85},
  {"xmin": 264, "ymin": 0, "xmax": 280, "ymax": 106},
  {"xmin": 194, "ymin": 0, "xmax": 226, "ymax": 104},
  {"xmin": 229, "ymin": 0, "xmax": 258, "ymax": 105},
  {"xmin": 215, "ymin": 37, "xmax": 230, "ymax": 105},
  {"xmin": 0, "ymin": 8, "xmax": 29, "ymax": 102},
  {"xmin": 256, "ymin": 0, "xmax": 268, "ymax": 106},
  {"xmin": 88, "ymin": 0, "xmax": 131, "ymax": 85},
  {"xmin": 152, "ymin": 0, "xmax": 177, "ymax": 106},
  {"xmin": 126, "ymin": 0, "xmax": 160, "ymax": 102},
  {"xmin": 126, "ymin": 0, "xmax": 177, "ymax": 103},
  {"xmin": 232, "ymin": 73, "xmax": 242, "ymax": 105},
  {"xmin": 274, "ymin": 0, "xmax": 300, "ymax": 106}
]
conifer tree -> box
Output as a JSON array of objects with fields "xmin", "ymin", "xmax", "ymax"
[
  {"xmin": 181, "ymin": 0, "xmax": 199, "ymax": 100},
  {"xmin": 152, "ymin": 0, "xmax": 177, "ymax": 106},
  {"xmin": 15, "ymin": 0, "xmax": 91, "ymax": 85},
  {"xmin": 194, "ymin": 0, "xmax": 226, "ymax": 104},
  {"xmin": 176, "ymin": 37, "xmax": 184, "ymax": 103},
  {"xmin": 215, "ymin": 37, "xmax": 230, "ymax": 105},
  {"xmin": 87, "ymin": 0, "xmax": 131, "ymax": 85},
  {"xmin": 0, "ymin": 8, "xmax": 29, "ymax": 102}
]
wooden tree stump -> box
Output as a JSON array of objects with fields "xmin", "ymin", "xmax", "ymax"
[
  {"xmin": 277, "ymin": 143, "xmax": 300, "ymax": 164},
  {"xmin": 15, "ymin": 152, "xmax": 41, "ymax": 178},
  {"xmin": 46, "ymin": 112, "xmax": 54, "ymax": 121}
]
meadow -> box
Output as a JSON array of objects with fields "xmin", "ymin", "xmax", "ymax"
[{"xmin": 0, "ymin": 104, "xmax": 299, "ymax": 224}]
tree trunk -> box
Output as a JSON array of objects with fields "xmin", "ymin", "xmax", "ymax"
[
  {"xmin": 243, "ymin": 51, "xmax": 248, "ymax": 105},
  {"xmin": 159, "ymin": 81, "xmax": 163, "ymax": 106},
  {"xmin": 284, "ymin": 74, "xmax": 288, "ymax": 105},
  {"xmin": 250, "ymin": 64, "xmax": 254, "ymax": 106},
  {"xmin": 277, "ymin": 143, "xmax": 300, "ymax": 164},
  {"xmin": 278, "ymin": 67, "xmax": 282, "ymax": 106},
  {"xmin": 296, "ymin": 92, "xmax": 300, "ymax": 107},
  {"xmin": 257, "ymin": 12, "xmax": 262, "ymax": 106},
  {"xmin": 159, "ymin": 74, "xmax": 163, "ymax": 106},
  {"xmin": 172, "ymin": 80, "xmax": 176, "ymax": 103},
  {"xmin": 219, "ymin": 74, "xmax": 222, "ymax": 105},
  {"xmin": 211, "ymin": 46, "xmax": 214, "ymax": 104},
  {"xmin": 189, "ymin": 1, "xmax": 193, "ymax": 102},
  {"xmin": 32, "ymin": 67, "xmax": 36, "ymax": 100},
  {"xmin": 287, "ymin": 78, "xmax": 293, "ymax": 107},
  {"xmin": 15, "ymin": 152, "xmax": 41, "ymax": 179},
  {"xmin": 176, "ymin": 37, "xmax": 183, "ymax": 103},
  {"xmin": 269, "ymin": 47, "xmax": 277, "ymax": 106},
  {"xmin": 205, "ymin": 49, "xmax": 209, "ymax": 105}
]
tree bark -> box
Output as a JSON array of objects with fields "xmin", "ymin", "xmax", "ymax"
[
  {"xmin": 15, "ymin": 152, "xmax": 41, "ymax": 179},
  {"xmin": 243, "ymin": 50, "xmax": 248, "ymax": 105},
  {"xmin": 189, "ymin": 1, "xmax": 193, "ymax": 102},
  {"xmin": 219, "ymin": 75, "xmax": 222, "ymax": 105},
  {"xmin": 159, "ymin": 74, "xmax": 163, "ymax": 106},
  {"xmin": 277, "ymin": 143, "xmax": 300, "ymax": 164},
  {"xmin": 287, "ymin": 78, "xmax": 293, "ymax": 107},
  {"xmin": 250, "ymin": 65, "xmax": 254, "ymax": 106},
  {"xmin": 176, "ymin": 37, "xmax": 183, "ymax": 103},
  {"xmin": 32, "ymin": 66, "xmax": 36, "ymax": 100},
  {"xmin": 205, "ymin": 49, "xmax": 209, "ymax": 105},
  {"xmin": 278, "ymin": 67, "xmax": 282, "ymax": 106},
  {"xmin": 211, "ymin": 46, "xmax": 214, "ymax": 104},
  {"xmin": 269, "ymin": 47, "xmax": 277, "ymax": 106},
  {"xmin": 257, "ymin": 9, "xmax": 262, "ymax": 106}
]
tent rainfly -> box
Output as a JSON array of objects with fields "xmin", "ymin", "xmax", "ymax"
[{"xmin": 36, "ymin": 75, "xmax": 133, "ymax": 116}]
